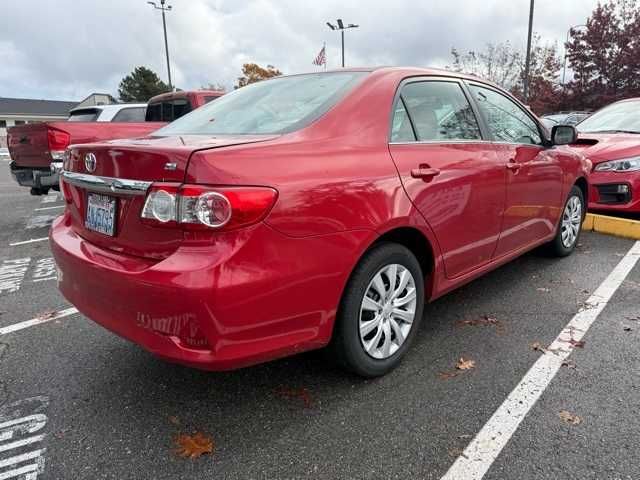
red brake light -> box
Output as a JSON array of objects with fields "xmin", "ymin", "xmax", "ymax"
[
  {"xmin": 141, "ymin": 184, "xmax": 278, "ymax": 231},
  {"xmin": 47, "ymin": 129, "xmax": 71, "ymax": 151}
]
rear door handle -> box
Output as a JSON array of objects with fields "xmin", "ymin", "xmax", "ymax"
[
  {"xmin": 411, "ymin": 165, "xmax": 441, "ymax": 180},
  {"xmin": 506, "ymin": 162, "xmax": 521, "ymax": 171}
]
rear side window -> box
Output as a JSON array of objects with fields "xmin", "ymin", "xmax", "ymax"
[
  {"xmin": 112, "ymin": 107, "xmax": 146, "ymax": 122},
  {"xmin": 68, "ymin": 109, "xmax": 100, "ymax": 122},
  {"xmin": 171, "ymin": 99, "xmax": 191, "ymax": 120},
  {"xmin": 146, "ymin": 103, "xmax": 162, "ymax": 122},
  {"xmin": 469, "ymin": 85, "xmax": 542, "ymax": 145},
  {"xmin": 394, "ymin": 81, "xmax": 482, "ymax": 142}
]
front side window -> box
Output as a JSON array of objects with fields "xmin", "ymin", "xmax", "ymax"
[
  {"xmin": 469, "ymin": 85, "xmax": 542, "ymax": 145},
  {"xmin": 393, "ymin": 81, "xmax": 482, "ymax": 142},
  {"xmin": 155, "ymin": 72, "xmax": 367, "ymax": 136}
]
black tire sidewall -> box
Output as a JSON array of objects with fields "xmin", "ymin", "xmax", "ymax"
[{"xmin": 334, "ymin": 243, "xmax": 425, "ymax": 377}]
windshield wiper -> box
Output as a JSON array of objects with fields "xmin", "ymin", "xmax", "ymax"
[{"xmin": 583, "ymin": 129, "xmax": 640, "ymax": 134}]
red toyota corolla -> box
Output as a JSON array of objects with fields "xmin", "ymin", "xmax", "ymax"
[{"xmin": 51, "ymin": 68, "xmax": 590, "ymax": 377}]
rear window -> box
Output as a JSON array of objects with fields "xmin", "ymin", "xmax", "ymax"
[
  {"xmin": 112, "ymin": 107, "xmax": 146, "ymax": 122},
  {"xmin": 145, "ymin": 99, "xmax": 192, "ymax": 122},
  {"xmin": 155, "ymin": 72, "xmax": 368, "ymax": 136},
  {"xmin": 68, "ymin": 109, "xmax": 100, "ymax": 122}
]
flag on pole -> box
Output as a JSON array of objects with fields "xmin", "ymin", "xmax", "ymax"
[{"xmin": 313, "ymin": 44, "xmax": 327, "ymax": 68}]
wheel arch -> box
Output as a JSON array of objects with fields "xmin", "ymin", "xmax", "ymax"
[{"xmin": 574, "ymin": 176, "xmax": 588, "ymax": 217}]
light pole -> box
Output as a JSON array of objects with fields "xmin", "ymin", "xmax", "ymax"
[
  {"xmin": 523, "ymin": 0, "xmax": 535, "ymax": 103},
  {"xmin": 147, "ymin": 0, "xmax": 173, "ymax": 90},
  {"xmin": 562, "ymin": 24, "xmax": 586, "ymax": 89},
  {"xmin": 326, "ymin": 19, "xmax": 359, "ymax": 68}
]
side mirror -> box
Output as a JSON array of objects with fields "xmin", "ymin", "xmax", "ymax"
[{"xmin": 551, "ymin": 125, "xmax": 577, "ymax": 145}]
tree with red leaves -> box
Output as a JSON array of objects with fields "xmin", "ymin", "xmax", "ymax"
[{"xmin": 565, "ymin": 0, "xmax": 640, "ymax": 110}]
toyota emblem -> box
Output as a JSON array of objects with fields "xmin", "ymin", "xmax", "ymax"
[{"xmin": 84, "ymin": 153, "xmax": 97, "ymax": 173}]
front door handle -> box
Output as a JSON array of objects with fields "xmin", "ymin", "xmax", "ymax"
[{"xmin": 411, "ymin": 165, "xmax": 441, "ymax": 180}]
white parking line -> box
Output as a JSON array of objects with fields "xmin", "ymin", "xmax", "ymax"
[
  {"xmin": 8, "ymin": 238, "xmax": 48, "ymax": 247},
  {"xmin": 0, "ymin": 307, "xmax": 78, "ymax": 336},
  {"xmin": 441, "ymin": 240, "xmax": 640, "ymax": 480},
  {"xmin": 34, "ymin": 205, "xmax": 64, "ymax": 211}
]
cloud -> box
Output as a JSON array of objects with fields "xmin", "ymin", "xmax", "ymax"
[{"xmin": 0, "ymin": 0, "xmax": 600, "ymax": 101}]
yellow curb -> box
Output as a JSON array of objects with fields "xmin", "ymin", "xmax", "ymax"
[{"xmin": 583, "ymin": 213, "xmax": 640, "ymax": 241}]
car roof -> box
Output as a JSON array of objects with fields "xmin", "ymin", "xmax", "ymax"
[
  {"xmin": 70, "ymin": 103, "xmax": 146, "ymax": 113},
  {"xmin": 273, "ymin": 66, "xmax": 506, "ymax": 91},
  {"xmin": 148, "ymin": 90, "xmax": 225, "ymax": 103}
]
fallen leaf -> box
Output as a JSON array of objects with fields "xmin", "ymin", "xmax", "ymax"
[
  {"xmin": 558, "ymin": 410, "xmax": 582, "ymax": 425},
  {"xmin": 537, "ymin": 287, "xmax": 550, "ymax": 293},
  {"xmin": 36, "ymin": 310, "xmax": 57, "ymax": 320},
  {"xmin": 448, "ymin": 447, "xmax": 468, "ymax": 458},
  {"xmin": 457, "ymin": 315, "xmax": 500, "ymax": 328},
  {"xmin": 274, "ymin": 386, "xmax": 313, "ymax": 408},
  {"xmin": 530, "ymin": 341, "xmax": 547, "ymax": 353},
  {"xmin": 561, "ymin": 360, "xmax": 577, "ymax": 369},
  {"xmin": 458, "ymin": 434, "xmax": 472, "ymax": 439},
  {"xmin": 568, "ymin": 339, "xmax": 585, "ymax": 348},
  {"xmin": 437, "ymin": 371, "xmax": 460, "ymax": 380},
  {"xmin": 456, "ymin": 358, "xmax": 475, "ymax": 371},
  {"xmin": 168, "ymin": 416, "xmax": 181, "ymax": 426},
  {"xmin": 174, "ymin": 432, "xmax": 214, "ymax": 459},
  {"xmin": 623, "ymin": 326, "xmax": 633, "ymax": 332}
]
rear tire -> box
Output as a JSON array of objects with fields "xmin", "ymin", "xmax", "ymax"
[
  {"xmin": 330, "ymin": 243, "xmax": 425, "ymax": 378},
  {"xmin": 546, "ymin": 185, "xmax": 584, "ymax": 257}
]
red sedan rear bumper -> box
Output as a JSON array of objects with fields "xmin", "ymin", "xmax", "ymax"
[
  {"xmin": 588, "ymin": 170, "xmax": 640, "ymax": 214},
  {"xmin": 50, "ymin": 214, "xmax": 370, "ymax": 370}
]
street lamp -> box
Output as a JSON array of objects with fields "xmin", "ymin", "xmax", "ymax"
[
  {"xmin": 562, "ymin": 24, "xmax": 587, "ymax": 88},
  {"xmin": 326, "ymin": 19, "xmax": 359, "ymax": 68},
  {"xmin": 147, "ymin": 0, "xmax": 173, "ymax": 91},
  {"xmin": 523, "ymin": 0, "xmax": 535, "ymax": 103}
]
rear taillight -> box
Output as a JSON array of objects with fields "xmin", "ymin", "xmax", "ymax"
[
  {"xmin": 141, "ymin": 184, "xmax": 277, "ymax": 231},
  {"xmin": 47, "ymin": 129, "xmax": 70, "ymax": 160}
]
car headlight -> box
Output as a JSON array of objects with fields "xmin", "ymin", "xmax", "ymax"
[{"xmin": 595, "ymin": 157, "xmax": 640, "ymax": 172}]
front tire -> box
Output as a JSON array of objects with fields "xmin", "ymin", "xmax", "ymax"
[
  {"xmin": 331, "ymin": 243, "xmax": 425, "ymax": 377},
  {"xmin": 547, "ymin": 185, "xmax": 584, "ymax": 257}
]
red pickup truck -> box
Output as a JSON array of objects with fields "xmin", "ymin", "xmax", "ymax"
[{"xmin": 8, "ymin": 89, "xmax": 224, "ymax": 195}]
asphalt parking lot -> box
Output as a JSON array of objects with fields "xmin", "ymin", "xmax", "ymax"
[{"xmin": 1, "ymin": 162, "xmax": 639, "ymax": 480}]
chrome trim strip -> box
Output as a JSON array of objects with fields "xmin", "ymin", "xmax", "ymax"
[{"xmin": 61, "ymin": 171, "xmax": 152, "ymax": 196}]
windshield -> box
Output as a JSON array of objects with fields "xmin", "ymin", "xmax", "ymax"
[
  {"xmin": 577, "ymin": 100, "xmax": 640, "ymax": 133},
  {"xmin": 154, "ymin": 72, "xmax": 368, "ymax": 136}
]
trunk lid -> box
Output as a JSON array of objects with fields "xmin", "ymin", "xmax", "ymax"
[{"xmin": 63, "ymin": 134, "xmax": 277, "ymax": 259}]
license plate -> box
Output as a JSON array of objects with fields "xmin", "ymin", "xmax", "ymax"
[{"xmin": 85, "ymin": 193, "xmax": 117, "ymax": 236}]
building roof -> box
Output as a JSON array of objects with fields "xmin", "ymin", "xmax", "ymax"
[{"xmin": 0, "ymin": 97, "xmax": 79, "ymax": 117}]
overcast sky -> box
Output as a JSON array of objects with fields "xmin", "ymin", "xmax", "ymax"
[{"xmin": 0, "ymin": 0, "xmax": 601, "ymax": 101}]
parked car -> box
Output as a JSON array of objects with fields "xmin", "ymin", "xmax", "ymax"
[
  {"xmin": 542, "ymin": 111, "xmax": 591, "ymax": 126},
  {"xmin": 572, "ymin": 98, "xmax": 640, "ymax": 213},
  {"xmin": 68, "ymin": 103, "xmax": 147, "ymax": 122},
  {"xmin": 0, "ymin": 147, "xmax": 10, "ymax": 162},
  {"xmin": 145, "ymin": 89, "xmax": 224, "ymax": 122},
  {"xmin": 51, "ymin": 68, "xmax": 589, "ymax": 377},
  {"xmin": 8, "ymin": 90, "xmax": 224, "ymax": 195}
]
